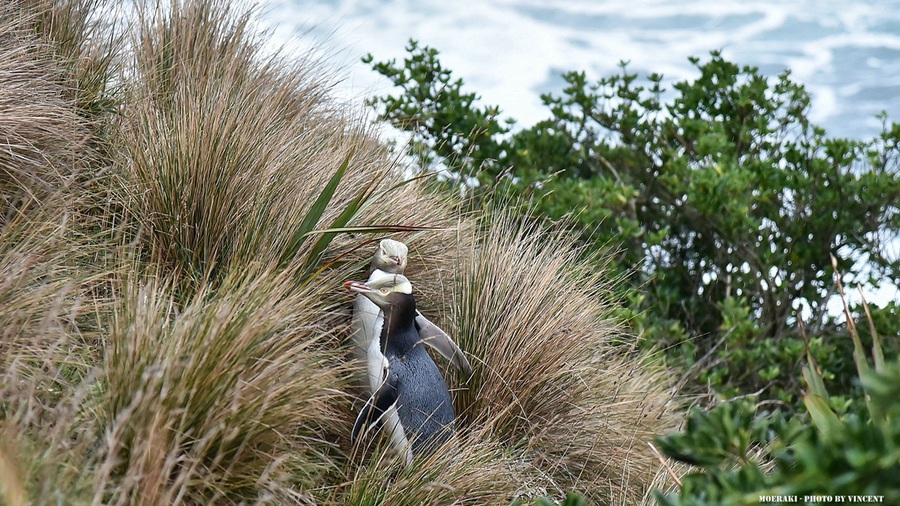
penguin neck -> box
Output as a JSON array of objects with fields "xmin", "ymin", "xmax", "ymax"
[
  {"xmin": 369, "ymin": 262, "xmax": 403, "ymax": 277},
  {"xmin": 380, "ymin": 292, "xmax": 419, "ymax": 355}
]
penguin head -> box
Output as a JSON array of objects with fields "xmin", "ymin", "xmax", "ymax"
[
  {"xmin": 371, "ymin": 239, "xmax": 408, "ymax": 273},
  {"xmin": 343, "ymin": 273, "xmax": 413, "ymax": 309}
]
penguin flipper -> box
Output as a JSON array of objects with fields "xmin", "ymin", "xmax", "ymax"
[
  {"xmin": 351, "ymin": 379, "xmax": 398, "ymax": 445},
  {"xmin": 415, "ymin": 312, "xmax": 473, "ymax": 375}
]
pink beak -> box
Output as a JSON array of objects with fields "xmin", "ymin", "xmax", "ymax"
[{"xmin": 343, "ymin": 280, "xmax": 370, "ymax": 293}]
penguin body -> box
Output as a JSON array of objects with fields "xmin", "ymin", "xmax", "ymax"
[
  {"xmin": 345, "ymin": 274, "xmax": 456, "ymax": 462},
  {"xmin": 349, "ymin": 241, "xmax": 405, "ymax": 392},
  {"xmin": 351, "ymin": 268, "xmax": 410, "ymax": 461}
]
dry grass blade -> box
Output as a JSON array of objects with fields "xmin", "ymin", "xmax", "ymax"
[
  {"xmin": 830, "ymin": 254, "xmax": 871, "ymax": 378},
  {"xmin": 647, "ymin": 442, "xmax": 682, "ymax": 488}
]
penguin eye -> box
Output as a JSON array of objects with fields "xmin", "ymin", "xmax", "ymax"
[{"xmin": 379, "ymin": 288, "xmax": 390, "ymax": 295}]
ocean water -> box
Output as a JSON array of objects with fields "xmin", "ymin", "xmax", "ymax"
[{"xmin": 260, "ymin": 0, "xmax": 900, "ymax": 140}]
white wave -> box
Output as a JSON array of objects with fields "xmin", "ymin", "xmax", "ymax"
[{"xmin": 259, "ymin": 0, "xmax": 900, "ymax": 139}]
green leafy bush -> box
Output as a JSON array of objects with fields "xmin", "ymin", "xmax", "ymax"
[
  {"xmin": 654, "ymin": 301, "xmax": 900, "ymax": 504},
  {"xmin": 362, "ymin": 40, "xmax": 509, "ymax": 187},
  {"xmin": 365, "ymin": 41, "xmax": 900, "ymax": 406}
]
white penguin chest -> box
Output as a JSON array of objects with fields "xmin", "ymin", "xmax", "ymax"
[{"xmin": 366, "ymin": 313, "xmax": 389, "ymax": 389}]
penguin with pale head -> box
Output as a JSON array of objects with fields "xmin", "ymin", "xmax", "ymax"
[
  {"xmin": 350, "ymin": 239, "xmax": 471, "ymax": 395},
  {"xmin": 344, "ymin": 273, "xmax": 456, "ymax": 463}
]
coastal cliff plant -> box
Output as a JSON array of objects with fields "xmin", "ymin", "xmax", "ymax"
[
  {"xmin": 653, "ymin": 277, "xmax": 900, "ymax": 504},
  {"xmin": 365, "ymin": 41, "xmax": 900, "ymax": 407}
]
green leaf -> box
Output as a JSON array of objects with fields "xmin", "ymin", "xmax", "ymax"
[
  {"xmin": 280, "ymin": 150, "xmax": 355, "ymax": 268},
  {"xmin": 802, "ymin": 393, "xmax": 841, "ymax": 442},
  {"xmin": 801, "ymin": 363, "xmax": 829, "ymax": 401}
]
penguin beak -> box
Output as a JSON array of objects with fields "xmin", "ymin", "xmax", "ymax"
[
  {"xmin": 343, "ymin": 280, "xmax": 371, "ymax": 293},
  {"xmin": 389, "ymin": 255, "xmax": 403, "ymax": 266}
]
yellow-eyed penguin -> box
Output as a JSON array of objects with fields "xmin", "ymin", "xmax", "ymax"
[
  {"xmin": 350, "ymin": 239, "xmax": 471, "ymax": 396},
  {"xmin": 344, "ymin": 274, "xmax": 456, "ymax": 463}
]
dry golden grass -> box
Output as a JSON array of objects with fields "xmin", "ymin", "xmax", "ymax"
[
  {"xmin": 0, "ymin": 7, "xmax": 91, "ymax": 215},
  {"xmin": 0, "ymin": 0, "xmax": 121, "ymax": 195},
  {"xmin": 0, "ymin": 5, "xmax": 117, "ymax": 504},
  {"xmin": 0, "ymin": 192, "xmax": 113, "ymax": 504},
  {"xmin": 443, "ymin": 211, "xmax": 682, "ymax": 504},
  {"xmin": 94, "ymin": 268, "xmax": 348, "ymax": 504},
  {"xmin": 117, "ymin": 0, "xmax": 455, "ymax": 289},
  {"xmin": 335, "ymin": 436, "xmax": 541, "ymax": 505},
  {"xmin": 0, "ymin": 0, "xmax": 686, "ymax": 503}
]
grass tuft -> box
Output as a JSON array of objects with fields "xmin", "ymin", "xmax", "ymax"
[
  {"xmin": 116, "ymin": 0, "xmax": 451, "ymax": 289},
  {"xmin": 337, "ymin": 436, "xmax": 539, "ymax": 505},
  {"xmin": 0, "ymin": 4, "xmax": 91, "ymax": 214},
  {"xmin": 447, "ymin": 210, "xmax": 682, "ymax": 503},
  {"xmin": 95, "ymin": 268, "xmax": 348, "ymax": 503}
]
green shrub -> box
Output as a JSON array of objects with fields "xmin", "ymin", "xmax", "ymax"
[
  {"xmin": 654, "ymin": 299, "xmax": 900, "ymax": 504},
  {"xmin": 365, "ymin": 41, "xmax": 900, "ymax": 407}
]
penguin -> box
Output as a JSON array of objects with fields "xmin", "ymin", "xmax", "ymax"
[
  {"xmin": 344, "ymin": 274, "xmax": 456, "ymax": 464},
  {"xmin": 350, "ymin": 239, "xmax": 471, "ymax": 397}
]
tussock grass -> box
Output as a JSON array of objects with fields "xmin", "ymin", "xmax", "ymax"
[
  {"xmin": 446, "ymin": 211, "xmax": 682, "ymax": 504},
  {"xmin": 96, "ymin": 269, "xmax": 347, "ymax": 504},
  {"xmin": 118, "ymin": 0, "xmax": 454, "ymax": 288},
  {"xmin": 21, "ymin": 0, "xmax": 122, "ymax": 117},
  {"xmin": 0, "ymin": 6, "xmax": 92, "ymax": 213},
  {"xmin": 0, "ymin": 0, "xmax": 116, "ymax": 396},
  {"xmin": 337, "ymin": 436, "xmax": 538, "ymax": 505},
  {"xmin": 0, "ymin": 203, "xmax": 92, "ymax": 374},
  {"xmin": 0, "ymin": 195, "xmax": 114, "ymax": 503},
  {"xmin": 0, "ymin": 0, "xmax": 686, "ymax": 503},
  {"xmin": 0, "ymin": 3, "xmax": 116, "ymax": 499}
]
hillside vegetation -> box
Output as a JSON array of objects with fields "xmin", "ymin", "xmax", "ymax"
[
  {"xmin": 0, "ymin": 1, "xmax": 681, "ymax": 504},
  {"xmin": 362, "ymin": 33, "xmax": 900, "ymax": 504}
]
